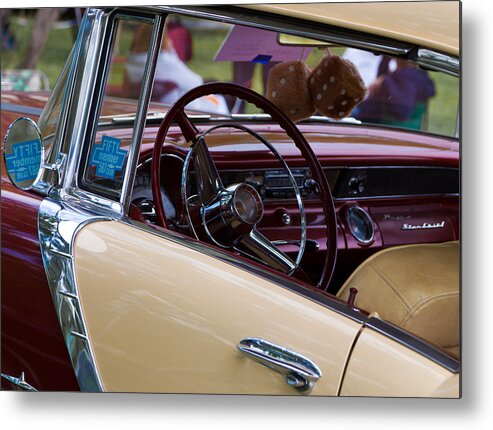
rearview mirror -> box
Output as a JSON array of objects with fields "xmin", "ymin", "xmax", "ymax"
[{"xmin": 277, "ymin": 33, "xmax": 338, "ymax": 47}]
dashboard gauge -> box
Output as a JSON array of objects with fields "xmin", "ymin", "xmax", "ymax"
[
  {"xmin": 346, "ymin": 205, "xmax": 374, "ymax": 244},
  {"xmin": 132, "ymin": 171, "xmax": 176, "ymax": 221}
]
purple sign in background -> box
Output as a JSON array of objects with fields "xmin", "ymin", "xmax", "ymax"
[{"xmin": 214, "ymin": 26, "xmax": 312, "ymax": 63}]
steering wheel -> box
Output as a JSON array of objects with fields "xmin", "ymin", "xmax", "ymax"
[{"xmin": 152, "ymin": 82, "xmax": 337, "ymax": 290}]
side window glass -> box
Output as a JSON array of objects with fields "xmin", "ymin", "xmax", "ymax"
[{"xmin": 82, "ymin": 18, "xmax": 153, "ymax": 198}]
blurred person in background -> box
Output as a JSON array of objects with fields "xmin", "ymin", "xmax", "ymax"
[
  {"xmin": 125, "ymin": 23, "xmax": 229, "ymax": 115},
  {"xmin": 1, "ymin": 9, "xmax": 16, "ymax": 51},
  {"xmin": 20, "ymin": 8, "xmax": 61, "ymax": 69},
  {"xmin": 343, "ymin": 48, "xmax": 396, "ymax": 88},
  {"xmin": 353, "ymin": 58, "xmax": 435, "ymax": 129}
]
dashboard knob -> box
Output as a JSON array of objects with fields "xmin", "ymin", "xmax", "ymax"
[
  {"xmin": 282, "ymin": 212, "xmax": 292, "ymax": 225},
  {"xmin": 348, "ymin": 176, "xmax": 365, "ymax": 195},
  {"xmin": 304, "ymin": 178, "xmax": 317, "ymax": 192}
]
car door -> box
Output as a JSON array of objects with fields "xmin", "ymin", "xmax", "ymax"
[
  {"xmin": 75, "ymin": 220, "xmax": 367, "ymax": 394},
  {"xmin": 39, "ymin": 195, "xmax": 363, "ymax": 394}
]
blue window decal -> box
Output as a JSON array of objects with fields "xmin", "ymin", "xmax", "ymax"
[
  {"xmin": 5, "ymin": 138, "xmax": 42, "ymax": 183},
  {"xmin": 89, "ymin": 135, "xmax": 126, "ymax": 179},
  {"xmin": 252, "ymin": 54, "xmax": 272, "ymax": 64}
]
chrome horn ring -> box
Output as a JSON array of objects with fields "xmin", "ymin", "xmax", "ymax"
[{"xmin": 181, "ymin": 123, "xmax": 307, "ymax": 275}]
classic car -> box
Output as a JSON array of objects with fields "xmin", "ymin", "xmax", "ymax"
[{"xmin": 1, "ymin": 2, "xmax": 460, "ymax": 396}]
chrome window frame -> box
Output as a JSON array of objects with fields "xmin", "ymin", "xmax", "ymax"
[
  {"xmin": 34, "ymin": 7, "xmax": 164, "ymax": 213},
  {"xmin": 58, "ymin": 8, "xmax": 112, "ymax": 195},
  {"xmin": 77, "ymin": 11, "xmax": 164, "ymax": 209}
]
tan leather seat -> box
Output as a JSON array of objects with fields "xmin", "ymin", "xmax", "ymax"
[{"xmin": 337, "ymin": 241, "xmax": 459, "ymax": 356}]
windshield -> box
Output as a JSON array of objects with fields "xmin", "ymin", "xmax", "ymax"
[{"xmin": 98, "ymin": 14, "xmax": 459, "ymax": 137}]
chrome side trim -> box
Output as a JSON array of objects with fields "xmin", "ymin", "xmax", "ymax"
[
  {"xmin": 38, "ymin": 192, "xmax": 120, "ymax": 392},
  {"xmin": 0, "ymin": 103, "xmax": 44, "ymax": 117},
  {"xmin": 1, "ymin": 372, "xmax": 38, "ymax": 391}
]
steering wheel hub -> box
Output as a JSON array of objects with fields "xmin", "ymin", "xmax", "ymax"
[
  {"xmin": 228, "ymin": 183, "xmax": 264, "ymax": 226},
  {"xmin": 201, "ymin": 183, "xmax": 264, "ymax": 246}
]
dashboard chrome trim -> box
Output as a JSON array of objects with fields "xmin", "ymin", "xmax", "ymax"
[
  {"xmin": 346, "ymin": 205, "xmax": 375, "ymax": 245},
  {"xmin": 219, "ymin": 165, "xmax": 460, "ymax": 172},
  {"xmin": 218, "ymin": 165, "xmax": 459, "ymax": 201},
  {"xmin": 334, "ymin": 193, "xmax": 460, "ymax": 202}
]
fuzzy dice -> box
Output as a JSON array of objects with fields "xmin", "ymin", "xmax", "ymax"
[
  {"xmin": 266, "ymin": 60, "xmax": 316, "ymax": 123},
  {"xmin": 308, "ymin": 55, "xmax": 367, "ymax": 119}
]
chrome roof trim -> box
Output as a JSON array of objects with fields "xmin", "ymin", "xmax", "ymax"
[{"xmin": 417, "ymin": 49, "xmax": 460, "ymax": 77}]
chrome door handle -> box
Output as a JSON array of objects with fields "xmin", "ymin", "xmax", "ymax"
[{"xmin": 237, "ymin": 338, "xmax": 322, "ymax": 393}]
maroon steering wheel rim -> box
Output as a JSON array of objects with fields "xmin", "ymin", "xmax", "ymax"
[{"xmin": 151, "ymin": 82, "xmax": 337, "ymax": 290}]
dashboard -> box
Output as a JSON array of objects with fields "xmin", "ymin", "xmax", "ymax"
[
  {"xmin": 132, "ymin": 152, "xmax": 459, "ymax": 292},
  {"xmin": 219, "ymin": 166, "xmax": 459, "ymax": 201},
  {"xmin": 128, "ymin": 121, "xmax": 460, "ymax": 292},
  {"xmin": 220, "ymin": 165, "xmax": 459, "ymax": 290}
]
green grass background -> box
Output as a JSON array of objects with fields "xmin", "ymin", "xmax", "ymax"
[{"xmin": 2, "ymin": 17, "xmax": 458, "ymax": 136}]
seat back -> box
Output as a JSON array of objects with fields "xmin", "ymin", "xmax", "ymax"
[{"xmin": 337, "ymin": 242, "xmax": 459, "ymax": 355}]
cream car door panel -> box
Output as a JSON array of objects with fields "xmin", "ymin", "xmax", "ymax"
[
  {"xmin": 72, "ymin": 220, "xmax": 362, "ymax": 394},
  {"xmin": 339, "ymin": 327, "xmax": 459, "ymax": 397}
]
